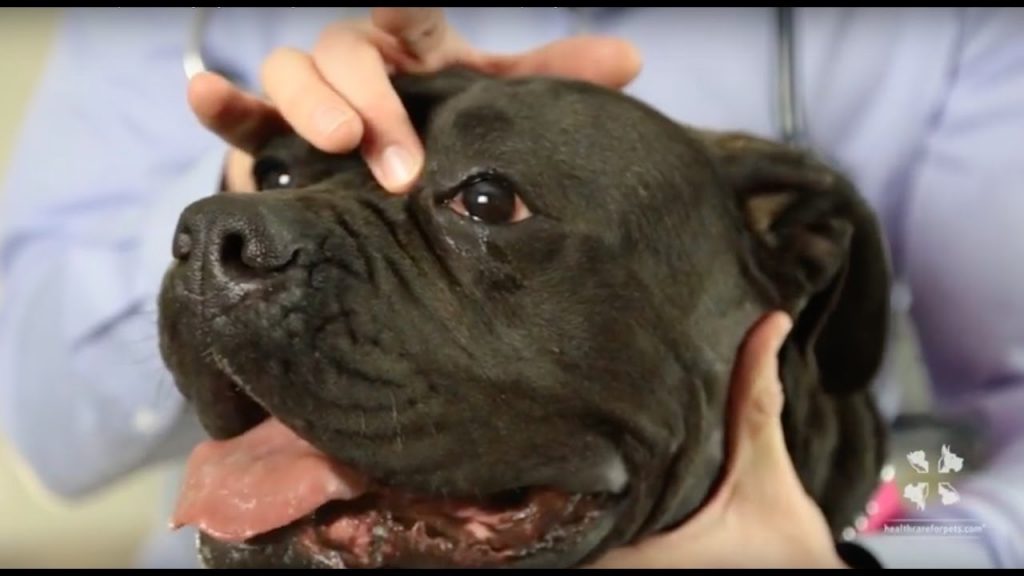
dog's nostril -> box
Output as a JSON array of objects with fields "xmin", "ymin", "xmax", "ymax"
[
  {"xmin": 178, "ymin": 197, "xmax": 305, "ymax": 287},
  {"xmin": 213, "ymin": 228, "xmax": 298, "ymax": 282},
  {"xmin": 216, "ymin": 231, "xmax": 264, "ymax": 282},
  {"xmin": 219, "ymin": 232, "xmax": 246, "ymax": 269}
]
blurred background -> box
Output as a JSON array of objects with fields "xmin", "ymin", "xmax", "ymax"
[
  {"xmin": 0, "ymin": 7, "xmax": 954, "ymax": 570},
  {"xmin": 0, "ymin": 8, "xmax": 167, "ymax": 569}
]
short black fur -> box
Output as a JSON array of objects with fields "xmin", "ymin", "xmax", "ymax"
[{"xmin": 158, "ymin": 67, "xmax": 890, "ymax": 568}]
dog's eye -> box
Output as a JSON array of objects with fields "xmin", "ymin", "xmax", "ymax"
[
  {"xmin": 446, "ymin": 177, "xmax": 532, "ymax": 225},
  {"xmin": 252, "ymin": 157, "xmax": 294, "ymax": 191}
]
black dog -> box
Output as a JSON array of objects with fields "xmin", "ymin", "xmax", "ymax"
[{"xmin": 157, "ymin": 67, "xmax": 890, "ymax": 569}]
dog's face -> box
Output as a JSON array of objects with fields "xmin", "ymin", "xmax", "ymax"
[{"xmin": 157, "ymin": 68, "xmax": 890, "ymax": 569}]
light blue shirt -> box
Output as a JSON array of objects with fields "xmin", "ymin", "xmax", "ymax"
[{"xmin": 1, "ymin": 7, "xmax": 1022, "ymax": 569}]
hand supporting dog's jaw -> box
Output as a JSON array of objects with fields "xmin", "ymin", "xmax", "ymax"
[{"xmin": 157, "ymin": 67, "xmax": 890, "ymax": 569}]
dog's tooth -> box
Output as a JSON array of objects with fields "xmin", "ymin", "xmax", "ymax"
[{"xmin": 599, "ymin": 455, "xmax": 629, "ymax": 494}]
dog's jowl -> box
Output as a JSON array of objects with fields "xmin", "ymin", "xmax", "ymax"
[{"xmin": 157, "ymin": 68, "xmax": 891, "ymax": 569}]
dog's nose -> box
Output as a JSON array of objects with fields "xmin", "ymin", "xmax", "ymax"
[{"xmin": 173, "ymin": 194, "xmax": 306, "ymax": 285}]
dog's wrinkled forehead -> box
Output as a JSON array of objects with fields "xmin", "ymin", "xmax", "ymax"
[{"xmin": 400, "ymin": 69, "xmax": 719, "ymax": 224}]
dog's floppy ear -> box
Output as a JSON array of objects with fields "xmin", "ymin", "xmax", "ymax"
[
  {"xmin": 701, "ymin": 131, "xmax": 891, "ymax": 395},
  {"xmin": 390, "ymin": 66, "xmax": 485, "ymax": 133}
]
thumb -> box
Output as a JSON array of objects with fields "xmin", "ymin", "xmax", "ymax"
[{"xmin": 719, "ymin": 312, "xmax": 793, "ymax": 490}]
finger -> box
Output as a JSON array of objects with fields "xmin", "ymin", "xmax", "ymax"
[
  {"xmin": 588, "ymin": 315, "xmax": 793, "ymax": 570},
  {"xmin": 223, "ymin": 148, "xmax": 256, "ymax": 194},
  {"xmin": 730, "ymin": 312, "xmax": 790, "ymax": 427},
  {"xmin": 187, "ymin": 71, "xmax": 288, "ymax": 154},
  {"xmin": 721, "ymin": 312, "xmax": 792, "ymax": 476},
  {"xmin": 370, "ymin": 8, "xmax": 450, "ymax": 58},
  {"xmin": 313, "ymin": 23, "xmax": 425, "ymax": 193},
  {"xmin": 725, "ymin": 312, "xmax": 824, "ymax": 506},
  {"xmin": 260, "ymin": 46, "xmax": 366, "ymax": 157},
  {"xmin": 479, "ymin": 36, "xmax": 643, "ymax": 90},
  {"xmin": 369, "ymin": 8, "xmax": 471, "ymax": 72}
]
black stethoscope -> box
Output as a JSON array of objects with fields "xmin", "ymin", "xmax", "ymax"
[{"xmin": 184, "ymin": 7, "xmax": 809, "ymax": 148}]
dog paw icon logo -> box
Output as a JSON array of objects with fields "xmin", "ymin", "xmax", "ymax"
[
  {"xmin": 901, "ymin": 446, "xmax": 965, "ymax": 511},
  {"xmin": 906, "ymin": 450, "xmax": 930, "ymax": 474}
]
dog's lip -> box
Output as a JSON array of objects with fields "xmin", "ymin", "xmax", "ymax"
[
  {"xmin": 179, "ymin": 351, "xmax": 270, "ymax": 442},
  {"xmin": 175, "ymin": 412, "xmax": 622, "ymax": 568},
  {"xmin": 307, "ymin": 487, "xmax": 615, "ymax": 568},
  {"xmin": 194, "ymin": 489, "xmax": 621, "ymax": 569},
  {"xmin": 181, "ymin": 358, "xmax": 629, "ymax": 568},
  {"xmin": 197, "ymin": 495, "xmax": 621, "ymax": 569},
  {"xmin": 203, "ymin": 351, "xmax": 630, "ymax": 499}
]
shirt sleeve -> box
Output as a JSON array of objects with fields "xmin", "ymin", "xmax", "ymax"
[
  {"xmin": 0, "ymin": 8, "xmax": 227, "ymax": 498},
  {"xmin": 855, "ymin": 7, "xmax": 1024, "ymax": 568}
]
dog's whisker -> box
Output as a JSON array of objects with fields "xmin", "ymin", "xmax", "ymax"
[
  {"xmin": 148, "ymin": 373, "xmax": 180, "ymax": 407},
  {"xmin": 390, "ymin": 390, "xmax": 404, "ymax": 452},
  {"xmin": 154, "ymin": 373, "xmax": 172, "ymax": 402}
]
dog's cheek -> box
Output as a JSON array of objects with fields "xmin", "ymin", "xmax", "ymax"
[{"xmin": 546, "ymin": 273, "xmax": 734, "ymax": 541}]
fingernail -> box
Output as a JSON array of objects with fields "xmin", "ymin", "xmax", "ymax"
[
  {"xmin": 378, "ymin": 145, "xmax": 419, "ymax": 190},
  {"xmin": 313, "ymin": 105, "xmax": 348, "ymax": 135}
]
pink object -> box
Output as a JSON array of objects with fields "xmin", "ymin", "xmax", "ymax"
[
  {"xmin": 862, "ymin": 479, "xmax": 903, "ymax": 533},
  {"xmin": 170, "ymin": 417, "xmax": 371, "ymax": 543}
]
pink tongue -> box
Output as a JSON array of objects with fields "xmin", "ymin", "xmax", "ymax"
[{"xmin": 171, "ymin": 417, "xmax": 370, "ymax": 543}]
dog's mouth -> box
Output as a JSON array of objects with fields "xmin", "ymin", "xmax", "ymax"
[{"xmin": 170, "ymin": 367, "xmax": 618, "ymax": 569}]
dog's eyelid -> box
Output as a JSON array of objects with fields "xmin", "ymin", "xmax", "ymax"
[{"xmin": 440, "ymin": 173, "xmax": 537, "ymax": 226}]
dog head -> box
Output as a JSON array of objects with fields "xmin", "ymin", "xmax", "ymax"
[{"xmin": 157, "ymin": 67, "xmax": 890, "ymax": 568}]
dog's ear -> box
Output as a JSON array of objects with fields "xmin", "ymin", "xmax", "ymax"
[
  {"xmin": 701, "ymin": 131, "xmax": 891, "ymax": 395},
  {"xmin": 390, "ymin": 66, "xmax": 486, "ymax": 133}
]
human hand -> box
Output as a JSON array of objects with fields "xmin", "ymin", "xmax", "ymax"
[
  {"xmin": 588, "ymin": 312, "xmax": 849, "ymax": 569},
  {"xmin": 186, "ymin": 8, "xmax": 643, "ymax": 194}
]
